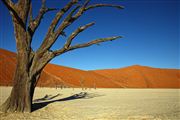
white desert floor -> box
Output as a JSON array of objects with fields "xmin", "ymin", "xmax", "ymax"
[{"xmin": 0, "ymin": 87, "xmax": 179, "ymax": 120}]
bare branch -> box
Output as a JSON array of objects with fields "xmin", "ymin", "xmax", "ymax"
[
  {"xmin": 28, "ymin": 0, "xmax": 57, "ymax": 35},
  {"xmin": 54, "ymin": 1, "xmax": 124, "ymax": 39},
  {"xmin": 37, "ymin": 0, "xmax": 124, "ymax": 58},
  {"xmin": 64, "ymin": 22, "xmax": 95, "ymax": 49},
  {"xmin": 29, "ymin": 3, "xmax": 33, "ymax": 22},
  {"xmin": 71, "ymin": 0, "xmax": 90, "ymax": 20},
  {"xmin": 17, "ymin": 0, "xmax": 29, "ymax": 6},
  {"xmin": 41, "ymin": 0, "xmax": 46, "ymax": 8},
  {"xmin": 53, "ymin": 0, "xmax": 90, "ymax": 45},
  {"xmin": 17, "ymin": 0, "xmax": 31, "ymax": 24},
  {"xmin": 36, "ymin": 0, "xmax": 78, "ymax": 53},
  {"xmin": 47, "ymin": 0, "xmax": 78, "ymax": 35},
  {"xmin": 53, "ymin": 5, "xmax": 81, "ymax": 38},
  {"xmin": 65, "ymin": 5, "xmax": 81, "ymax": 22},
  {"xmin": 53, "ymin": 36, "xmax": 122, "ymax": 56},
  {"xmin": 85, "ymin": 4, "xmax": 124, "ymax": 11},
  {"xmin": 1, "ymin": 0, "xmax": 27, "ymax": 31},
  {"xmin": 1, "ymin": 0, "xmax": 14, "ymax": 13},
  {"xmin": 69, "ymin": 36, "xmax": 122, "ymax": 50},
  {"xmin": 1, "ymin": 0, "xmax": 14, "ymax": 7}
]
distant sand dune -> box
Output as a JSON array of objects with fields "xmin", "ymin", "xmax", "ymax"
[{"xmin": 0, "ymin": 48, "xmax": 179, "ymax": 88}]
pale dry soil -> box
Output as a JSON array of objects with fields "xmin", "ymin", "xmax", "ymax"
[{"xmin": 0, "ymin": 87, "xmax": 179, "ymax": 120}]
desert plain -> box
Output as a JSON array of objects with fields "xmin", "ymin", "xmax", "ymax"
[
  {"xmin": 0, "ymin": 87, "xmax": 179, "ymax": 120},
  {"xmin": 0, "ymin": 49, "xmax": 180, "ymax": 119}
]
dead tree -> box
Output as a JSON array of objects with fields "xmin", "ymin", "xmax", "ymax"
[
  {"xmin": 79, "ymin": 77, "xmax": 85, "ymax": 90},
  {"xmin": 1, "ymin": 0, "xmax": 123, "ymax": 113}
]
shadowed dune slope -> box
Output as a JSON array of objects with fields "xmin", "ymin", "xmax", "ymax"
[
  {"xmin": 0, "ymin": 49, "xmax": 119, "ymax": 88},
  {"xmin": 0, "ymin": 49, "xmax": 16, "ymax": 86},
  {"xmin": 42, "ymin": 64, "xmax": 119, "ymax": 88},
  {"xmin": 0, "ymin": 48, "xmax": 179, "ymax": 88}
]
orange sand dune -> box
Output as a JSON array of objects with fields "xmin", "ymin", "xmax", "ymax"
[
  {"xmin": 93, "ymin": 65, "xmax": 180, "ymax": 88},
  {"xmin": 0, "ymin": 48, "xmax": 179, "ymax": 88},
  {"xmin": 41, "ymin": 64, "xmax": 119, "ymax": 88},
  {"xmin": 0, "ymin": 49, "xmax": 119, "ymax": 88},
  {"xmin": 0, "ymin": 49, "xmax": 16, "ymax": 86}
]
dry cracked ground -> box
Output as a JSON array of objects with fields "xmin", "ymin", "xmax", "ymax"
[{"xmin": 0, "ymin": 87, "xmax": 180, "ymax": 120}]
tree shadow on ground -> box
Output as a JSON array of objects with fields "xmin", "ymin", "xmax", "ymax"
[
  {"xmin": 32, "ymin": 92, "xmax": 104, "ymax": 112},
  {"xmin": 33, "ymin": 93, "xmax": 61, "ymax": 102}
]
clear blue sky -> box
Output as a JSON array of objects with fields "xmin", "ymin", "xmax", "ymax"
[{"xmin": 0, "ymin": 0, "xmax": 179, "ymax": 70}]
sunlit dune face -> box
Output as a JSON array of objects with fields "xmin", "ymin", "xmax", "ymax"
[{"xmin": 0, "ymin": 49, "xmax": 179, "ymax": 88}]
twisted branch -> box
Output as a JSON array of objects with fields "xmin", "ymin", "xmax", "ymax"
[
  {"xmin": 53, "ymin": 36, "xmax": 122, "ymax": 56},
  {"xmin": 63, "ymin": 22, "xmax": 95, "ymax": 49}
]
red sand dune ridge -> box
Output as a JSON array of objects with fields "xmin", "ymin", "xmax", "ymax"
[
  {"xmin": 93, "ymin": 66, "xmax": 180, "ymax": 88},
  {"xmin": 0, "ymin": 48, "xmax": 179, "ymax": 88}
]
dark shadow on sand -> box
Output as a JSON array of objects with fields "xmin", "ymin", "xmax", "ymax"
[
  {"xmin": 33, "ymin": 94, "xmax": 61, "ymax": 102},
  {"xmin": 32, "ymin": 92, "xmax": 104, "ymax": 112}
]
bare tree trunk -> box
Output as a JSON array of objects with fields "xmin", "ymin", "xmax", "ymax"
[{"xmin": 1, "ymin": 60, "xmax": 40, "ymax": 112}]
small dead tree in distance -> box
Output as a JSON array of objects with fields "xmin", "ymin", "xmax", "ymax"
[
  {"xmin": 1, "ymin": 0, "xmax": 123, "ymax": 113},
  {"xmin": 79, "ymin": 76, "xmax": 85, "ymax": 90}
]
